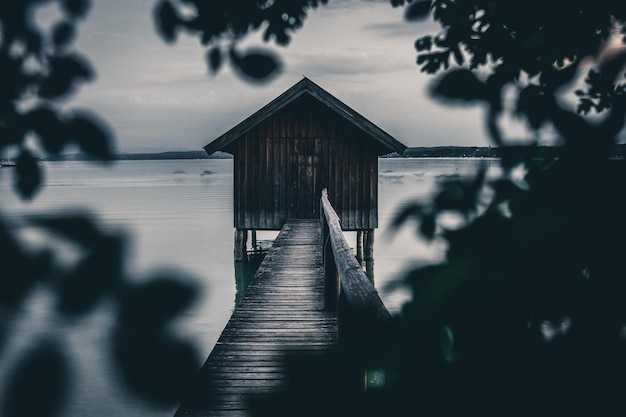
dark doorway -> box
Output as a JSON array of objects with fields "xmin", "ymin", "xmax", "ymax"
[{"xmin": 289, "ymin": 154, "xmax": 320, "ymax": 218}]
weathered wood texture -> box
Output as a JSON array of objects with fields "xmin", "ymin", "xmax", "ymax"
[
  {"xmin": 174, "ymin": 219, "xmax": 337, "ymax": 417},
  {"xmin": 320, "ymin": 189, "xmax": 391, "ymax": 326},
  {"xmin": 227, "ymin": 94, "xmax": 383, "ymax": 231}
]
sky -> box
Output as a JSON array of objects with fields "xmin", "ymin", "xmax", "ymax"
[{"xmin": 53, "ymin": 0, "xmax": 530, "ymax": 153}]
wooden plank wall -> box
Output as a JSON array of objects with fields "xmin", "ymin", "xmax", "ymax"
[{"xmin": 229, "ymin": 95, "xmax": 384, "ymax": 231}]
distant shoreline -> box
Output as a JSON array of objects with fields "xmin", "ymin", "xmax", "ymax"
[
  {"xmin": 41, "ymin": 150, "xmax": 233, "ymax": 161},
  {"xmin": 39, "ymin": 145, "xmax": 626, "ymax": 161}
]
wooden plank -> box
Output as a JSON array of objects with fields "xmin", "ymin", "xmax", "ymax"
[
  {"xmin": 273, "ymin": 137, "xmax": 280, "ymax": 229},
  {"xmin": 279, "ymin": 137, "xmax": 287, "ymax": 224},
  {"xmin": 342, "ymin": 134, "xmax": 351, "ymax": 229},
  {"xmin": 369, "ymin": 153, "xmax": 377, "ymax": 228},
  {"xmin": 257, "ymin": 131, "xmax": 265, "ymax": 230},
  {"xmin": 243, "ymin": 138, "xmax": 252, "ymax": 229},
  {"xmin": 174, "ymin": 219, "xmax": 337, "ymax": 417}
]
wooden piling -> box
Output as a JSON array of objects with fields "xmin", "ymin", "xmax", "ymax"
[
  {"xmin": 365, "ymin": 229, "xmax": 375, "ymax": 261},
  {"xmin": 234, "ymin": 228, "xmax": 248, "ymax": 261},
  {"xmin": 356, "ymin": 230, "xmax": 364, "ymax": 265}
]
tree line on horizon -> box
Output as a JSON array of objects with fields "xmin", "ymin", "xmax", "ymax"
[{"xmin": 36, "ymin": 143, "xmax": 626, "ymax": 161}]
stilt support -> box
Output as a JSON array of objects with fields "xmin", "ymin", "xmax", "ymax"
[
  {"xmin": 251, "ymin": 229, "xmax": 257, "ymax": 252},
  {"xmin": 365, "ymin": 229, "xmax": 375, "ymax": 261},
  {"xmin": 356, "ymin": 230, "xmax": 364, "ymax": 265},
  {"xmin": 234, "ymin": 228, "xmax": 248, "ymax": 262}
]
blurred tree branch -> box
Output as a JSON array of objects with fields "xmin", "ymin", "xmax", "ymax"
[
  {"xmin": 2, "ymin": 0, "xmax": 619, "ymax": 415},
  {"xmin": 152, "ymin": 0, "xmax": 329, "ymax": 82},
  {"xmin": 1, "ymin": 2, "xmax": 200, "ymax": 416}
]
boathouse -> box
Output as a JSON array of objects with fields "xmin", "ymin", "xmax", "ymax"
[{"xmin": 204, "ymin": 77, "xmax": 406, "ymax": 260}]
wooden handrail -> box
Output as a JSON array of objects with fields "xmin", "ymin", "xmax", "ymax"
[
  {"xmin": 320, "ymin": 188, "xmax": 391, "ymax": 322},
  {"xmin": 319, "ymin": 189, "xmax": 393, "ymax": 391}
]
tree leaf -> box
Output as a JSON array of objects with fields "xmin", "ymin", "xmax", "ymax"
[
  {"xmin": 154, "ymin": 0, "xmax": 180, "ymax": 43},
  {"xmin": 390, "ymin": 0, "xmax": 408, "ymax": 7},
  {"xmin": 420, "ymin": 213, "xmax": 437, "ymax": 239},
  {"xmin": 61, "ymin": 0, "xmax": 91, "ymax": 19},
  {"xmin": 118, "ymin": 277, "xmax": 197, "ymax": 330},
  {"xmin": 14, "ymin": 150, "xmax": 42, "ymax": 200},
  {"xmin": 29, "ymin": 213, "xmax": 103, "ymax": 247},
  {"xmin": 516, "ymin": 85, "xmax": 550, "ymax": 130},
  {"xmin": 0, "ymin": 218, "xmax": 51, "ymax": 310},
  {"xmin": 414, "ymin": 36, "xmax": 433, "ymax": 52},
  {"xmin": 40, "ymin": 54, "xmax": 93, "ymax": 99},
  {"xmin": 113, "ymin": 333, "xmax": 199, "ymax": 404},
  {"xmin": 206, "ymin": 47, "xmax": 222, "ymax": 74},
  {"xmin": 52, "ymin": 21, "xmax": 75, "ymax": 49},
  {"xmin": 577, "ymin": 98, "xmax": 594, "ymax": 115},
  {"xmin": 27, "ymin": 106, "xmax": 68, "ymax": 154},
  {"xmin": 57, "ymin": 235, "xmax": 124, "ymax": 316},
  {"xmin": 25, "ymin": 29, "xmax": 43, "ymax": 55},
  {"xmin": 230, "ymin": 49, "xmax": 282, "ymax": 81},
  {"xmin": 0, "ymin": 108, "xmax": 27, "ymax": 145},
  {"xmin": 2, "ymin": 338, "xmax": 69, "ymax": 417},
  {"xmin": 452, "ymin": 45, "xmax": 464, "ymax": 66},
  {"xmin": 405, "ymin": 0, "xmax": 432, "ymax": 21},
  {"xmin": 417, "ymin": 51, "xmax": 450, "ymax": 74},
  {"xmin": 431, "ymin": 69, "xmax": 486, "ymax": 102},
  {"xmin": 67, "ymin": 112, "xmax": 114, "ymax": 161}
]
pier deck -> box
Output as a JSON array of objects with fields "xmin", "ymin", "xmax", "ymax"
[{"xmin": 174, "ymin": 219, "xmax": 338, "ymax": 416}]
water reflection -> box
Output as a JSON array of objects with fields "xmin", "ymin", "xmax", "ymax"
[{"xmin": 233, "ymin": 252, "xmax": 266, "ymax": 304}]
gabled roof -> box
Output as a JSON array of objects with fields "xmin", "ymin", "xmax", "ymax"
[{"xmin": 204, "ymin": 77, "xmax": 407, "ymax": 155}]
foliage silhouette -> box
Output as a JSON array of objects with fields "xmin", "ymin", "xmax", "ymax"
[
  {"xmin": 3, "ymin": 0, "xmax": 624, "ymax": 415},
  {"xmin": 0, "ymin": 1, "xmax": 200, "ymax": 416},
  {"xmin": 2, "ymin": 338, "xmax": 69, "ymax": 417},
  {"xmin": 150, "ymin": 1, "xmax": 626, "ymax": 416},
  {"xmin": 381, "ymin": 1, "xmax": 626, "ymax": 415},
  {"xmin": 152, "ymin": 0, "xmax": 328, "ymax": 82}
]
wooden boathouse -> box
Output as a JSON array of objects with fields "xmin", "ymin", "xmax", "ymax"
[
  {"xmin": 174, "ymin": 79, "xmax": 407, "ymax": 415},
  {"xmin": 203, "ymin": 77, "xmax": 406, "ymax": 260}
]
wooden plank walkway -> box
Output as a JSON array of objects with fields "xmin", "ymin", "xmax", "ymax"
[{"xmin": 174, "ymin": 219, "xmax": 338, "ymax": 416}]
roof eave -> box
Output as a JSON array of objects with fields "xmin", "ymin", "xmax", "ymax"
[
  {"xmin": 204, "ymin": 77, "xmax": 407, "ymax": 156},
  {"xmin": 305, "ymin": 84, "xmax": 406, "ymax": 155},
  {"xmin": 204, "ymin": 81, "xmax": 310, "ymax": 156}
]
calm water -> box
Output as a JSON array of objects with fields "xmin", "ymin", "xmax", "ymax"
[{"xmin": 0, "ymin": 157, "xmax": 500, "ymax": 417}]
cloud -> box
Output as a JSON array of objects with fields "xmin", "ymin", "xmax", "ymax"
[
  {"xmin": 286, "ymin": 47, "xmax": 411, "ymax": 78},
  {"xmin": 361, "ymin": 20, "xmax": 435, "ymax": 38},
  {"xmin": 322, "ymin": 0, "xmax": 388, "ymax": 10},
  {"xmin": 57, "ymin": 0, "xmax": 497, "ymax": 152}
]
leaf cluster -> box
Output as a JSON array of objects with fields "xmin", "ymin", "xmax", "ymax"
[
  {"xmin": 407, "ymin": 0, "xmax": 626, "ymax": 130},
  {"xmin": 365, "ymin": 1, "xmax": 626, "ymax": 415},
  {"xmin": 0, "ymin": 214, "xmax": 201, "ymax": 415},
  {"xmin": 0, "ymin": 2, "xmax": 201, "ymax": 415},
  {"xmin": 411, "ymin": 0, "xmax": 625, "ymax": 76},
  {"xmin": 0, "ymin": 0, "xmax": 114, "ymax": 200},
  {"xmin": 153, "ymin": 0, "xmax": 328, "ymax": 82}
]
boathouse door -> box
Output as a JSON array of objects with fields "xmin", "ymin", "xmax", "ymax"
[{"xmin": 289, "ymin": 154, "xmax": 320, "ymax": 218}]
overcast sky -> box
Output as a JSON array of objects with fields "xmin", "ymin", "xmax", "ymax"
[{"xmin": 58, "ymin": 0, "xmax": 528, "ymax": 153}]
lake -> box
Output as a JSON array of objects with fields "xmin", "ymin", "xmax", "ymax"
[{"xmin": 0, "ymin": 157, "xmax": 500, "ymax": 417}]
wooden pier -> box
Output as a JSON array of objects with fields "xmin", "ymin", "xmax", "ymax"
[
  {"xmin": 174, "ymin": 191, "xmax": 391, "ymax": 416},
  {"xmin": 175, "ymin": 219, "xmax": 335, "ymax": 416},
  {"xmin": 186, "ymin": 78, "xmax": 405, "ymax": 415}
]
